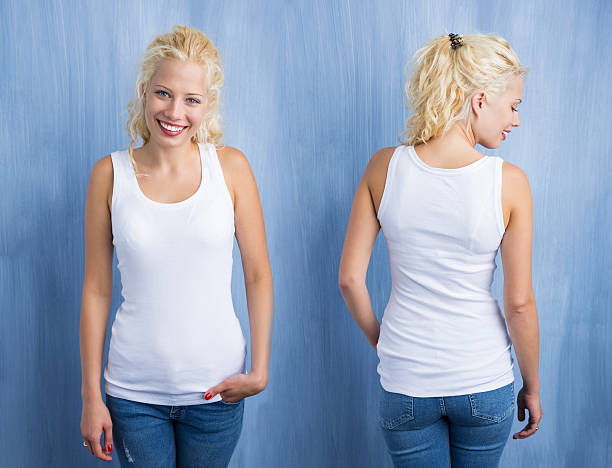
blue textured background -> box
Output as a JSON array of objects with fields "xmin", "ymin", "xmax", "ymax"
[{"xmin": 1, "ymin": 1, "xmax": 610, "ymax": 467}]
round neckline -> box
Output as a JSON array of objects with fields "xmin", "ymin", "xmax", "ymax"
[
  {"xmin": 408, "ymin": 145, "xmax": 488, "ymax": 174},
  {"xmin": 130, "ymin": 143, "xmax": 206, "ymax": 208}
]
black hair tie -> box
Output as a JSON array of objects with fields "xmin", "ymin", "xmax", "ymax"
[{"xmin": 449, "ymin": 33, "xmax": 463, "ymax": 50}]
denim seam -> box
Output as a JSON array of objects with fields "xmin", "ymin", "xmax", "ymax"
[
  {"xmin": 379, "ymin": 396, "xmax": 414, "ymax": 429},
  {"xmin": 468, "ymin": 393, "xmax": 514, "ymax": 423},
  {"xmin": 219, "ymin": 399, "xmax": 241, "ymax": 406},
  {"xmin": 439, "ymin": 398, "xmax": 447, "ymax": 417}
]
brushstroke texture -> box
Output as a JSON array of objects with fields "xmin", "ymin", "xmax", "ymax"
[{"xmin": 1, "ymin": 0, "xmax": 610, "ymax": 466}]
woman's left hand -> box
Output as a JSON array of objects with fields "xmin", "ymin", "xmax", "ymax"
[{"xmin": 204, "ymin": 372, "xmax": 268, "ymax": 403}]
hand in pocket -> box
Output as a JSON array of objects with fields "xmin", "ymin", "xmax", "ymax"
[{"xmin": 204, "ymin": 372, "xmax": 267, "ymax": 403}]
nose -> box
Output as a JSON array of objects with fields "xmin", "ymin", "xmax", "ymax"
[
  {"xmin": 165, "ymin": 98, "xmax": 184, "ymax": 121},
  {"xmin": 513, "ymin": 111, "xmax": 520, "ymax": 127}
]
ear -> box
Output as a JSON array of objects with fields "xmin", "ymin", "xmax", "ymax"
[{"xmin": 470, "ymin": 90, "xmax": 487, "ymax": 117}]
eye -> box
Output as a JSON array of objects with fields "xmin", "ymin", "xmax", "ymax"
[
  {"xmin": 511, "ymin": 106, "xmax": 518, "ymax": 112},
  {"xmin": 155, "ymin": 90, "xmax": 170, "ymax": 98},
  {"xmin": 187, "ymin": 97, "xmax": 200, "ymax": 104}
]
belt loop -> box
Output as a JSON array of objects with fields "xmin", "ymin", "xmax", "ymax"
[{"xmin": 439, "ymin": 397, "xmax": 447, "ymax": 416}]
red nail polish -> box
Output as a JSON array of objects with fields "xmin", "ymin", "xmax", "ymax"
[
  {"xmin": 108, "ymin": 444, "xmax": 113, "ymax": 452},
  {"xmin": 204, "ymin": 392, "xmax": 212, "ymax": 400}
]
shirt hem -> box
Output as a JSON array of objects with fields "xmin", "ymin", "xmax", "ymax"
[
  {"xmin": 104, "ymin": 382, "xmax": 222, "ymax": 406},
  {"xmin": 379, "ymin": 370, "xmax": 515, "ymax": 398}
]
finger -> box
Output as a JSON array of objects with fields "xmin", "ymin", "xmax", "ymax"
[
  {"xmin": 205, "ymin": 380, "xmax": 230, "ymax": 400},
  {"xmin": 85, "ymin": 439, "xmax": 95, "ymax": 456},
  {"xmin": 103, "ymin": 423, "xmax": 114, "ymax": 456},
  {"xmin": 92, "ymin": 436, "xmax": 112, "ymax": 461},
  {"xmin": 220, "ymin": 390, "xmax": 242, "ymax": 403},
  {"xmin": 513, "ymin": 420, "xmax": 538, "ymax": 439},
  {"xmin": 517, "ymin": 400, "xmax": 525, "ymax": 422},
  {"xmin": 513, "ymin": 422, "xmax": 530, "ymax": 439}
]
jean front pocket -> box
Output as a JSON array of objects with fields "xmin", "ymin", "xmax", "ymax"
[
  {"xmin": 379, "ymin": 388, "xmax": 415, "ymax": 430},
  {"xmin": 468, "ymin": 382, "xmax": 515, "ymax": 423},
  {"xmin": 219, "ymin": 398, "xmax": 242, "ymax": 406}
]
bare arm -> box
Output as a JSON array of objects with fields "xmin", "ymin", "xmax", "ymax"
[
  {"xmin": 500, "ymin": 161, "xmax": 542, "ymax": 439},
  {"xmin": 79, "ymin": 155, "xmax": 114, "ymax": 461},
  {"xmin": 206, "ymin": 147, "xmax": 273, "ymax": 402},
  {"xmin": 339, "ymin": 147, "xmax": 395, "ymax": 348}
]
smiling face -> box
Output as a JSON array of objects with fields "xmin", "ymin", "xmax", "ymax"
[
  {"xmin": 471, "ymin": 76, "xmax": 524, "ymax": 149},
  {"xmin": 143, "ymin": 58, "xmax": 208, "ymax": 149}
]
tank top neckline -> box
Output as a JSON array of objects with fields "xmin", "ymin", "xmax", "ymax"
[
  {"xmin": 407, "ymin": 145, "xmax": 489, "ymax": 175},
  {"xmin": 128, "ymin": 143, "xmax": 208, "ymax": 208}
]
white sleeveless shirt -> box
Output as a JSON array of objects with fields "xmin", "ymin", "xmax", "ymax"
[
  {"xmin": 376, "ymin": 145, "xmax": 514, "ymax": 397},
  {"xmin": 103, "ymin": 143, "xmax": 246, "ymax": 405}
]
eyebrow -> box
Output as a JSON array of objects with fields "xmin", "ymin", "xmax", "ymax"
[
  {"xmin": 515, "ymin": 99, "xmax": 522, "ymax": 103},
  {"xmin": 151, "ymin": 84, "xmax": 204, "ymax": 97}
]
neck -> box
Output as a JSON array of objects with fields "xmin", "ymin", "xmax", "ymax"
[
  {"xmin": 140, "ymin": 140, "xmax": 198, "ymax": 169},
  {"xmin": 450, "ymin": 120, "xmax": 477, "ymax": 147},
  {"xmin": 425, "ymin": 121, "xmax": 477, "ymax": 150}
]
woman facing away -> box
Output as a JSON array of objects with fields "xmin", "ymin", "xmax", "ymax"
[
  {"xmin": 79, "ymin": 26, "xmax": 273, "ymax": 467},
  {"xmin": 339, "ymin": 33, "xmax": 542, "ymax": 467}
]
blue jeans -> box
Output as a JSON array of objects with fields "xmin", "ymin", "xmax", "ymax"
[
  {"xmin": 379, "ymin": 382, "xmax": 515, "ymax": 468},
  {"xmin": 105, "ymin": 394, "xmax": 244, "ymax": 468}
]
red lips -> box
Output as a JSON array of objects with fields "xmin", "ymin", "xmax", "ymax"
[{"xmin": 157, "ymin": 119, "xmax": 187, "ymax": 137}]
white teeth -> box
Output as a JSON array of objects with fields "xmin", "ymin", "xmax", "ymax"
[{"xmin": 159, "ymin": 121, "xmax": 184, "ymax": 132}]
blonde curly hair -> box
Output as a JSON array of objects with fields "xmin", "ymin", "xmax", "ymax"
[
  {"xmin": 126, "ymin": 25, "xmax": 223, "ymax": 171},
  {"xmin": 401, "ymin": 33, "xmax": 527, "ymax": 146}
]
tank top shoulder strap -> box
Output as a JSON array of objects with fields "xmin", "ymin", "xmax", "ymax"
[
  {"xmin": 377, "ymin": 145, "xmax": 409, "ymax": 222},
  {"xmin": 200, "ymin": 143, "xmax": 226, "ymax": 184},
  {"xmin": 109, "ymin": 149, "xmax": 134, "ymax": 206},
  {"xmin": 492, "ymin": 155, "xmax": 505, "ymax": 236}
]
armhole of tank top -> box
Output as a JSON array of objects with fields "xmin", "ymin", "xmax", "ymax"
[
  {"xmin": 376, "ymin": 146, "xmax": 400, "ymax": 223},
  {"xmin": 207, "ymin": 144, "xmax": 235, "ymax": 211},
  {"xmin": 494, "ymin": 157, "xmax": 506, "ymax": 237},
  {"xmin": 109, "ymin": 151, "xmax": 124, "ymax": 213}
]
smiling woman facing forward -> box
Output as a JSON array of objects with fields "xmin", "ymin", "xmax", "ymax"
[
  {"xmin": 79, "ymin": 26, "xmax": 273, "ymax": 467},
  {"xmin": 339, "ymin": 33, "xmax": 541, "ymax": 467}
]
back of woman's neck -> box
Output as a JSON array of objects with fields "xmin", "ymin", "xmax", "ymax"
[{"xmin": 413, "ymin": 128, "xmax": 483, "ymax": 169}]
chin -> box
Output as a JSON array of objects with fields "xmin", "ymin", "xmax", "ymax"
[
  {"xmin": 480, "ymin": 140, "xmax": 501, "ymax": 150},
  {"xmin": 150, "ymin": 129, "xmax": 194, "ymax": 148}
]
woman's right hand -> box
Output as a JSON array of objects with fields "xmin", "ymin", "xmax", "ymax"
[
  {"xmin": 513, "ymin": 386, "xmax": 542, "ymax": 439},
  {"xmin": 80, "ymin": 398, "xmax": 114, "ymax": 461},
  {"xmin": 80, "ymin": 156, "xmax": 115, "ymax": 461}
]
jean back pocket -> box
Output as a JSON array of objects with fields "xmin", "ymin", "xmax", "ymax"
[
  {"xmin": 468, "ymin": 383, "xmax": 515, "ymax": 423},
  {"xmin": 379, "ymin": 388, "xmax": 415, "ymax": 430}
]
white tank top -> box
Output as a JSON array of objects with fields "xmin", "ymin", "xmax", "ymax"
[
  {"xmin": 376, "ymin": 145, "xmax": 514, "ymax": 397},
  {"xmin": 103, "ymin": 143, "xmax": 246, "ymax": 406}
]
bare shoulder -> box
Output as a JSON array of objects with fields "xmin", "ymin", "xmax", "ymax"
[
  {"xmin": 365, "ymin": 146, "xmax": 397, "ymax": 213},
  {"xmin": 364, "ymin": 146, "xmax": 396, "ymax": 179},
  {"xmin": 91, "ymin": 154, "xmax": 113, "ymax": 178},
  {"xmin": 502, "ymin": 160, "xmax": 529, "ymax": 182},
  {"xmin": 502, "ymin": 161, "xmax": 531, "ymax": 194},
  {"xmin": 366, "ymin": 146, "xmax": 396, "ymax": 182},
  {"xmin": 215, "ymin": 146, "xmax": 256, "ymax": 205},
  {"xmin": 502, "ymin": 161, "xmax": 532, "ymax": 221},
  {"xmin": 89, "ymin": 154, "xmax": 113, "ymax": 199},
  {"xmin": 216, "ymin": 145, "xmax": 252, "ymax": 176}
]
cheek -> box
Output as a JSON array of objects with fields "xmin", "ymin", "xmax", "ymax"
[
  {"xmin": 143, "ymin": 99, "xmax": 165, "ymax": 134},
  {"xmin": 499, "ymin": 105, "xmax": 513, "ymax": 125},
  {"xmin": 485, "ymin": 108, "xmax": 509, "ymax": 135},
  {"xmin": 147, "ymin": 111, "xmax": 160, "ymax": 135},
  {"xmin": 145, "ymin": 97, "xmax": 162, "ymax": 118},
  {"xmin": 188, "ymin": 108, "xmax": 207, "ymax": 127},
  {"xmin": 481, "ymin": 113, "xmax": 499, "ymax": 136}
]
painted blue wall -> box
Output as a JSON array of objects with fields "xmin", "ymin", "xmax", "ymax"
[{"xmin": 1, "ymin": 0, "xmax": 610, "ymax": 466}]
